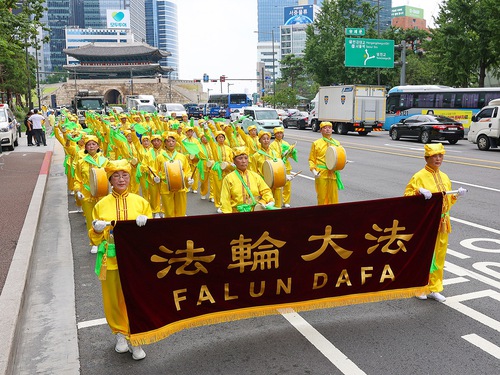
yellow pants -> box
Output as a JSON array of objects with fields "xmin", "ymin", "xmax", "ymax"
[
  {"xmin": 315, "ymin": 178, "xmax": 338, "ymax": 205},
  {"xmin": 429, "ymin": 232, "xmax": 449, "ymax": 293},
  {"xmin": 282, "ymin": 180, "xmax": 291, "ymax": 205},
  {"xmin": 161, "ymin": 192, "xmax": 187, "ymax": 217},
  {"xmin": 148, "ymin": 181, "xmax": 161, "ymax": 213},
  {"xmin": 101, "ymin": 270, "xmax": 129, "ymax": 336}
]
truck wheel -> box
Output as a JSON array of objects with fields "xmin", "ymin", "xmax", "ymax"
[
  {"xmin": 419, "ymin": 130, "xmax": 431, "ymax": 144},
  {"xmin": 477, "ymin": 134, "xmax": 490, "ymax": 151},
  {"xmin": 311, "ymin": 120, "xmax": 319, "ymax": 132},
  {"xmin": 337, "ymin": 123, "xmax": 348, "ymax": 135}
]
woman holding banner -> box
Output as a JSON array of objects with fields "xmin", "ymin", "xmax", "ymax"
[
  {"xmin": 404, "ymin": 143, "xmax": 467, "ymax": 302},
  {"xmin": 90, "ymin": 159, "xmax": 152, "ymax": 360}
]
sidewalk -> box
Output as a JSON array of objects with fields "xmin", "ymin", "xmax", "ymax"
[{"xmin": 0, "ymin": 139, "xmax": 80, "ymax": 374}]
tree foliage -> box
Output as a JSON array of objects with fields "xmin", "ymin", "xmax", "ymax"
[
  {"xmin": 0, "ymin": 0, "xmax": 48, "ymax": 105},
  {"xmin": 428, "ymin": 0, "xmax": 500, "ymax": 87}
]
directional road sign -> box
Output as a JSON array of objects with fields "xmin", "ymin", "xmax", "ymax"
[{"xmin": 344, "ymin": 38, "xmax": 395, "ymax": 68}]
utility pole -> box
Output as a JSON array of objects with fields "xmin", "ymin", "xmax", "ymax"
[
  {"xmin": 271, "ymin": 29, "xmax": 276, "ymax": 109},
  {"xmin": 400, "ymin": 40, "xmax": 406, "ymax": 86}
]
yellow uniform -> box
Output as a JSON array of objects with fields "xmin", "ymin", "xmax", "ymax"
[{"xmin": 251, "ymin": 146, "xmax": 283, "ymax": 208}]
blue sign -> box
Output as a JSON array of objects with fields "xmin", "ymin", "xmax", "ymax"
[{"xmin": 284, "ymin": 5, "xmax": 316, "ymax": 25}]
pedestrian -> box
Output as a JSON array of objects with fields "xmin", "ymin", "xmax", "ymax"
[
  {"xmin": 404, "ymin": 143, "xmax": 467, "ymax": 302},
  {"xmin": 308, "ymin": 121, "xmax": 344, "ymax": 205},
  {"xmin": 29, "ymin": 109, "xmax": 47, "ymax": 146},
  {"xmin": 220, "ymin": 146, "xmax": 275, "ymax": 213},
  {"xmin": 90, "ymin": 159, "xmax": 152, "ymax": 360},
  {"xmin": 24, "ymin": 110, "xmax": 34, "ymax": 146}
]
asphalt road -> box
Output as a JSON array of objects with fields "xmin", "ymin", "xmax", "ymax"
[{"xmin": 5, "ymin": 128, "xmax": 500, "ymax": 374}]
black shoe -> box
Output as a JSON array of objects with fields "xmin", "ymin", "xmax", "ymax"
[
  {"xmin": 43, "ymin": 144, "xmax": 47, "ymax": 146},
  {"xmin": 28, "ymin": 144, "xmax": 34, "ymax": 146},
  {"xmin": 36, "ymin": 144, "xmax": 40, "ymax": 147}
]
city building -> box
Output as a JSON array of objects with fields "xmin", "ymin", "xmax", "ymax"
[
  {"xmin": 145, "ymin": 0, "xmax": 179, "ymax": 79},
  {"xmin": 391, "ymin": 5, "xmax": 427, "ymax": 30}
]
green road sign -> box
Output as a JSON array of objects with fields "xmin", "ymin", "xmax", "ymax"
[
  {"xmin": 345, "ymin": 38, "xmax": 394, "ymax": 68},
  {"xmin": 345, "ymin": 28, "xmax": 365, "ymax": 36}
]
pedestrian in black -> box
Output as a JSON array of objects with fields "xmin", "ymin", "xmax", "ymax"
[{"xmin": 25, "ymin": 110, "xmax": 34, "ymax": 146}]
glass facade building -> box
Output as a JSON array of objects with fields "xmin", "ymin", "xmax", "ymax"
[{"xmin": 145, "ymin": 0, "xmax": 179, "ymax": 79}]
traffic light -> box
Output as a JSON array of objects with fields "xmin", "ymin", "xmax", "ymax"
[
  {"xmin": 220, "ymin": 75, "xmax": 226, "ymax": 83},
  {"xmin": 203, "ymin": 73, "xmax": 209, "ymax": 82},
  {"xmin": 211, "ymin": 79, "xmax": 218, "ymax": 82}
]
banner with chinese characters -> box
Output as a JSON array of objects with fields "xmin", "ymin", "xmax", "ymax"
[{"xmin": 114, "ymin": 194, "xmax": 443, "ymax": 345}]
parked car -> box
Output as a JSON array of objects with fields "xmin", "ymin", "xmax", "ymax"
[
  {"xmin": 0, "ymin": 103, "xmax": 19, "ymax": 151},
  {"xmin": 240, "ymin": 118, "xmax": 263, "ymax": 135},
  {"xmin": 158, "ymin": 103, "xmax": 187, "ymax": 119},
  {"xmin": 184, "ymin": 103, "xmax": 203, "ymax": 119},
  {"xmin": 230, "ymin": 108, "xmax": 245, "ymax": 122},
  {"xmin": 276, "ymin": 109, "xmax": 288, "ymax": 122},
  {"xmin": 202, "ymin": 103, "xmax": 221, "ymax": 118},
  {"xmin": 283, "ymin": 111, "xmax": 310, "ymax": 130},
  {"xmin": 243, "ymin": 107, "xmax": 282, "ymax": 134},
  {"xmin": 389, "ymin": 114, "xmax": 464, "ymax": 144}
]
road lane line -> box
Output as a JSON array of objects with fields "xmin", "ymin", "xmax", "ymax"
[
  {"xmin": 443, "ymin": 277, "xmax": 469, "ymax": 286},
  {"xmin": 462, "ymin": 334, "xmax": 500, "ymax": 359},
  {"xmin": 445, "ymin": 262, "xmax": 500, "ymax": 290},
  {"xmin": 450, "ymin": 180, "xmax": 500, "ymax": 193},
  {"xmin": 278, "ymin": 308, "xmax": 366, "ymax": 375},
  {"xmin": 77, "ymin": 318, "xmax": 107, "ymax": 329},
  {"xmin": 450, "ymin": 217, "xmax": 500, "ymax": 235},
  {"xmin": 447, "ymin": 248, "xmax": 470, "ymax": 259}
]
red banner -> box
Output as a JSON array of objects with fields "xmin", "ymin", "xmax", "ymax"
[{"xmin": 114, "ymin": 194, "xmax": 443, "ymax": 345}]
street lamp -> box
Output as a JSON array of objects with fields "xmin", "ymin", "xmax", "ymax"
[
  {"xmin": 227, "ymin": 83, "xmax": 234, "ymax": 93},
  {"xmin": 254, "ymin": 29, "xmax": 277, "ymax": 108}
]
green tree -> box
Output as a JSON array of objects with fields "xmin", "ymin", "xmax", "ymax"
[
  {"xmin": 428, "ymin": 0, "xmax": 500, "ymax": 87},
  {"xmin": 303, "ymin": 0, "xmax": 379, "ymax": 86}
]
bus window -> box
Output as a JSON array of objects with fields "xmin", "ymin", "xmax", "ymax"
[
  {"xmin": 482, "ymin": 92, "xmax": 500, "ymax": 106},
  {"xmin": 399, "ymin": 94, "xmax": 414, "ymax": 110},
  {"xmin": 462, "ymin": 93, "xmax": 479, "ymax": 108},
  {"xmin": 416, "ymin": 93, "xmax": 434, "ymax": 108}
]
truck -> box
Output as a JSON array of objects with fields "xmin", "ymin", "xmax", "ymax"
[
  {"xmin": 126, "ymin": 95, "xmax": 157, "ymax": 113},
  {"xmin": 309, "ymin": 85, "xmax": 386, "ymax": 135},
  {"xmin": 467, "ymin": 98, "xmax": 500, "ymax": 150},
  {"xmin": 72, "ymin": 90, "xmax": 107, "ymax": 126}
]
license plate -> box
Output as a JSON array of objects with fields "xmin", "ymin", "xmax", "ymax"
[{"xmin": 447, "ymin": 127, "xmax": 457, "ymax": 130}]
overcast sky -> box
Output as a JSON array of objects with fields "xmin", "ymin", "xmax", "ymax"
[{"xmin": 176, "ymin": 0, "xmax": 444, "ymax": 95}]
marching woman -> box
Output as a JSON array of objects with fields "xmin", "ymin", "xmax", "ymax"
[
  {"xmin": 155, "ymin": 132, "xmax": 193, "ymax": 218},
  {"xmin": 250, "ymin": 130, "xmax": 283, "ymax": 208},
  {"xmin": 73, "ymin": 135, "xmax": 109, "ymax": 253},
  {"xmin": 308, "ymin": 121, "xmax": 344, "ymax": 205},
  {"xmin": 270, "ymin": 126, "xmax": 297, "ymax": 208},
  {"xmin": 89, "ymin": 159, "xmax": 152, "ymax": 360}
]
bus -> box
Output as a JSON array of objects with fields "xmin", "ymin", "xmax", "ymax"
[
  {"xmin": 208, "ymin": 93, "xmax": 252, "ymax": 118},
  {"xmin": 385, "ymin": 85, "xmax": 500, "ymax": 133}
]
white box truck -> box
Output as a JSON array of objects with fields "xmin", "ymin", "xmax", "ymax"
[
  {"xmin": 468, "ymin": 98, "xmax": 500, "ymax": 150},
  {"xmin": 126, "ymin": 95, "xmax": 157, "ymax": 112},
  {"xmin": 309, "ymin": 85, "xmax": 386, "ymax": 135}
]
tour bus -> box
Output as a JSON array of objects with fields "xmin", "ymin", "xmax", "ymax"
[
  {"xmin": 208, "ymin": 93, "xmax": 252, "ymax": 118},
  {"xmin": 385, "ymin": 85, "xmax": 500, "ymax": 134}
]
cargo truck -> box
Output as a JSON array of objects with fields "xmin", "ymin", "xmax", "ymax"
[
  {"xmin": 309, "ymin": 85, "xmax": 386, "ymax": 135},
  {"xmin": 72, "ymin": 89, "xmax": 107, "ymax": 126}
]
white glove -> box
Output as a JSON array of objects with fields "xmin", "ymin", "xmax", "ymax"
[
  {"xmin": 76, "ymin": 191, "xmax": 84, "ymax": 200},
  {"xmin": 136, "ymin": 215, "xmax": 148, "ymax": 227},
  {"xmin": 153, "ymin": 176, "xmax": 161, "ymax": 184},
  {"xmin": 265, "ymin": 201, "xmax": 275, "ymax": 208},
  {"xmin": 92, "ymin": 220, "xmax": 107, "ymax": 233},
  {"xmin": 187, "ymin": 178, "xmax": 194, "ymax": 186},
  {"xmin": 286, "ymin": 174, "xmax": 294, "ymax": 181},
  {"xmin": 418, "ymin": 187, "xmax": 432, "ymax": 200},
  {"xmin": 457, "ymin": 187, "xmax": 468, "ymax": 197},
  {"xmin": 203, "ymin": 124, "xmax": 209, "ymax": 130},
  {"xmin": 231, "ymin": 163, "xmax": 236, "ymax": 169},
  {"xmin": 312, "ymin": 170, "xmax": 320, "ymax": 179}
]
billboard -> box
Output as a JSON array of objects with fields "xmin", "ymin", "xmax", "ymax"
[
  {"xmin": 106, "ymin": 9, "xmax": 130, "ymax": 29},
  {"xmin": 284, "ymin": 5, "xmax": 318, "ymax": 25},
  {"xmin": 391, "ymin": 6, "xmax": 424, "ymax": 19}
]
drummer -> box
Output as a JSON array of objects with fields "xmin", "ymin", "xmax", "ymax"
[
  {"xmin": 73, "ymin": 135, "xmax": 109, "ymax": 253},
  {"xmin": 270, "ymin": 126, "xmax": 297, "ymax": 208},
  {"xmin": 180, "ymin": 124, "xmax": 202, "ymax": 194},
  {"xmin": 155, "ymin": 132, "xmax": 193, "ymax": 217},
  {"xmin": 250, "ymin": 130, "xmax": 283, "ymax": 208},
  {"xmin": 308, "ymin": 121, "xmax": 344, "ymax": 205},
  {"xmin": 220, "ymin": 146, "xmax": 274, "ymax": 213}
]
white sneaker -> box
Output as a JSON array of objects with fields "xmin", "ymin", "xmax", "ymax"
[
  {"xmin": 216, "ymin": 208, "xmax": 223, "ymax": 214},
  {"xmin": 192, "ymin": 190, "xmax": 198, "ymax": 194},
  {"xmin": 284, "ymin": 204, "xmax": 291, "ymax": 208},
  {"xmin": 115, "ymin": 333, "xmax": 128, "ymax": 353},
  {"xmin": 69, "ymin": 190, "xmax": 75, "ymax": 196},
  {"xmin": 128, "ymin": 344, "xmax": 146, "ymax": 360},
  {"xmin": 415, "ymin": 294, "xmax": 427, "ymax": 300},
  {"xmin": 153, "ymin": 213, "xmax": 161, "ymax": 219},
  {"xmin": 200, "ymin": 195, "xmax": 206, "ymax": 200},
  {"xmin": 90, "ymin": 245, "xmax": 98, "ymax": 254},
  {"xmin": 428, "ymin": 292, "xmax": 446, "ymax": 302},
  {"xmin": 209, "ymin": 198, "xmax": 214, "ymax": 203}
]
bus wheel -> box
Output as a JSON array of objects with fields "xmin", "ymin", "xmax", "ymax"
[
  {"xmin": 477, "ymin": 135, "xmax": 490, "ymax": 151},
  {"xmin": 419, "ymin": 130, "xmax": 431, "ymax": 144}
]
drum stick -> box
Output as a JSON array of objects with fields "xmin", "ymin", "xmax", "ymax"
[
  {"xmin": 147, "ymin": 166, "xmax": 158, "ymax": 178},
  {"xmin": 190, "ymin": 165, "xmax": 198, "ymax": 179},
  {"xmin": 292, "ymin": 170, "xmax": 303, "ymax": 177}
]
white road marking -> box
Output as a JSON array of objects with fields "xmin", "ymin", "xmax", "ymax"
[
  {"xmin": 77, "ymin": 318, "xmax": 107, "ymax": 329},
  {"xmin": 447, "ymin": 248, "xmax": 470, "ymax": 259},
  {"xmin": 278, "ymin": 308, "xmax": 366, "ymax": 375},
  {"xmin": 443, "ymin": 277, "xmax": 469, "ymax": 286},
  {"xmin": 462, "ymin": 334, "xmax": 500, "ymax": 359},
  {"xmin": 445, "ymin": 262, "xmax": 500, "ymax": 290},
  {"xmin": 451, "ymin": 180, "xmax": 500, "ymax": 193},
  {"xmin": 451, "ymin": 217, "xmax": 500, "ymax": 235}
]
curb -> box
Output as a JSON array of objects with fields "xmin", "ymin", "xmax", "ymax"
[{"xmin": 0, "ymin": 151, "xmax": 52, "ymax": 375}]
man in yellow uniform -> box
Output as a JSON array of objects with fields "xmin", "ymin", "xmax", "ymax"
[
  {"xmin": 308, "ymin": 121, "xmax": 344, "ymax": 205},
  {"xmin": 270, "ymin": 126, "xmax": 297, "ymax": 208},
  {"xmin": 220, "ymin": 146, "xmax": 275, "ymax": 213},
  {"xmin": 404, "ymin": 143, "xmax": 467, "ymax": 302}
]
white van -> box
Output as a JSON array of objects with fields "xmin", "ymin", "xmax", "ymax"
[
  {"xmin": 0, "ymin": 103, "xmax": 19, "ymax": 151},
  {"xmin": 243, "ymin": 107, "xmax": 282, "ymax": 134},
  {"xmin": 158, "ymin": 103, "xmax": 187, "ymax": 119},
  {"xmin": 468, "ymin": 98, "xmax": 500, "ymax": 150}
]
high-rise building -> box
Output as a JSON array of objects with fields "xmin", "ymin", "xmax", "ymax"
[{"xmin": 145, "ymin": 0, "xmax": 179, "ymax": 79}]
